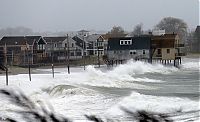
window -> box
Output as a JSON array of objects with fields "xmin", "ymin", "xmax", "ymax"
[
  {"xmin": 120, "ymin": 39, "xmax": 132, "ymax": 45},
  {"xmin": 71, "ymin": 52, "xmax": 74, "ymax": 56},
  {"xmin": 158, "ymin": 49, "xmax": 161, "ymax": 55},
  {"xmin": 167, "ymin": 49, "xmax": 170, "ymax": 54},
  {"xmin": 72, "ymin": 43, "xmax": 74, "ymax": 47},
  {"xmin": 65, "ymin": 43, "xmax": 67, "ymax": 47},
  {"xmin": 130, "ymin": 50, "xmax": 136, "ymax": 55},
  {"xmin": 143, "ymin": 50, "xmax": 145, "ymax": 54},
  {"xmin": 54, "ymin": 43, "xmax": 57, "ymax": 48},
  {"xmin": 124, "ymin": 41, "xmax": 127, "ymax": 45}
]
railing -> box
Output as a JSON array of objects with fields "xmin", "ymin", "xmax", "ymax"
[
  {"xmin": 175, "ymin": 53, "xmax": 186, "ymax": 56},
  {"xmin": 153, "ymin": 54, "xmax": 162, "ymax": 57},
  {"xmin": 175, "ymin": 44, "xmax": 184, "ymax": 47}
]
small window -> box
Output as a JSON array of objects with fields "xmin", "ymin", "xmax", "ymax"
[
  {"xmin": 65, "ymin": 43, "xmax": 67, "ymax": 47},
  {"xmin": 133, "ymin": 52, "xmax": 136, "ymax": 54},
  {"xmin": 72, "ymin": 43, "xmax": 74, "ymax": 47},
  {"xmin": 158, "ymin": 49, "xmax": 161, "ymax": 54},
  {"xmin": 167, "ymin": 49, "xmax": 170, "ymax": 54},
  {"xmin": 130, "ymin": 52, "xmax": 133, "ymax": 55},
  {"xmin": 71, "ymin": 52, "xmax": 74, "ymax": 56},
  {"xmin": 114, "ymin": 51, "xmax": 116, "ymax": 54},
  {"xmin": 54, "ymin": 44, "xmax": 57, "ymax": 48},
  {"xmin": 143, "ymin": 50, "xmax": 145, "ymax": 54}
]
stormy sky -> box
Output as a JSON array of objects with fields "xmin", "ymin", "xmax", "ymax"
[{"xmin": 0, "ymin": 0, "xmax": 199, "ymax": 32}]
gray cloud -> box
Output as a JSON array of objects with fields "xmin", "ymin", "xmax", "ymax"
[{"xmin": 0, "ymin": 0, "xmax": 198, "ymax": 32}]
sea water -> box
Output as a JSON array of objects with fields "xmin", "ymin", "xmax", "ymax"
[{"xmin": 0, "ymin": 57, "xmax": 199, "ymax": 121}]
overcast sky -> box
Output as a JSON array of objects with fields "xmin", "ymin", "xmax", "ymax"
[{"xmin": 0, "ymin": 0, "xmax": 199, "ymax": 32}]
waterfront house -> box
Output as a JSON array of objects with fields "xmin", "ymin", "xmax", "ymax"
[
  {"xmin": 72, "ymin": 34, "xmax": 105, "ymax": 57},
  {"xmin": 85, "ymin": 34, "xmax": 105, "ymax": 56},
  {"xmin": 151, "ymin": 33, "xmax": 184, "ymax": 61},
  {"xmin": 0, "ymin": 36, "xmax": 46, "ymax": 66},
  {"xmin": 107, "ymin": 36, "xmax": 151, "ymax": 61},
  {"xmin": 44, "ymin": 36, "xmax": 82, "ymax": 62}
]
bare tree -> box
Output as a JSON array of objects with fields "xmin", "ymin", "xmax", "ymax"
[
  {"xmin": 106, "ymin": 26, "xmax": 127, "ymax": 38},
  {"xmin": 155, "ymin": 17, "xmax": 188, "ymax": 43},
  {"xmin": 130, "ymin": 23, "xmax": 143, "ymax": 36}
]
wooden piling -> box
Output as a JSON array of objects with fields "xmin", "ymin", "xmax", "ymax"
[
  {"xmin": 6, "ymin": 66, "xmax": 8, "ymax": 86},
  {"xmin": 52, "ymin": 64, "xmax": 54, "ymax": 78}
]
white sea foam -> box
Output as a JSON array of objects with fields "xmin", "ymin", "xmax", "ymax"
[
  {"xmin": 180, "ymin": 57, "xmax": 200, "ymax": 69},
  {"xmin": 110, "ymin": 60, "xmax": 178, "ymax": 75},
  {"xmin": 107, "ymin": 91, "xmax": 200, "ymax": 120}
]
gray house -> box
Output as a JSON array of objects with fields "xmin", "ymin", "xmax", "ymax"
[
  {"xmin": 44, "ymin": 36, "xmax": 82, "ymax": 62},
  {"xmin": 72, "ymin": 34, "xmax": 105, "ymax": 57},
  {"xmin": 107, "ymin": 36, "xmax": 151, "ymax": 61}
]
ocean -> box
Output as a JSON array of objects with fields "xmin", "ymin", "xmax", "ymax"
[{"xmin": 0, "ymin": 57, "xmax": 199, "ymax": 121}]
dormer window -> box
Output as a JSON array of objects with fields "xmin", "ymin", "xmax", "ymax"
[{"xmin": 120, "ymin": 39, "xmax": 132, "ymax": 45}]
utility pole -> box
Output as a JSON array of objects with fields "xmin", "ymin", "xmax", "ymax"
[
  {"xmin": 83, "ymin": 36, "xmax": 85, "ymax": 70},
  {"xmin": 4, "ymin": 43, "xmax": 8, "ymax": 85},
  {"xmin": 51, "ymin": 40, "xmax": 54, "ymax": 78},
  {"xmin": 26, "ymin": 41, "xmax": 31, "ymax": 81},
  {"xmin": 97, "ymin": 41, "xmax": 100, "ymax": 68},
  {"xmin": 67, "ymin": 34, "xmax": 70, "ymax": 74}
]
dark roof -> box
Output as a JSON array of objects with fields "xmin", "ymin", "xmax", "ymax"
[
  {"xmin": 195, "ymin": 26, "xmax": 200, "ymax": 33},
  {"xmin": 72, "ymin": 36, "xmax": 84, "ymax": 48},
  {"xmin": 43, "ymin": 37, "xmax": 67, "ymax": 43},
  {"xmin": 86, "ymin": 34, "xmax": 103, "ymax": 42},
  {"xmin": 108, "ymin": 36, "xmax": 151, "ymax": 50},
  {"xmin": 0, "ymin": 36, "xmax": 46, "ymax": 46}
]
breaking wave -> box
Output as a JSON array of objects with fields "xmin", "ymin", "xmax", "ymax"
[
  {"xmin": 107, "ymin": 91, "xmax": 200, "ymax": 121},
  {"xmin": 71, "ymin": 60, "xmax": 178, "ymax": 88},
  {"xmin": 109, "ymin": 60, "xmax": 178, "ymax": 75},
  {"xmin": 48, "ymin": 85, "xmax": 97, "ymax": 97}
]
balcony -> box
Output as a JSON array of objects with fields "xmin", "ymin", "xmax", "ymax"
[
  {"xmin": 36, "ymin": 50, "xmax": 45, "ymax": 53},
  {"xmin": 175, "ymin": 44, "xmax": 184, "ymax": 47},
  {"xmin": 152, "ymin": 54, "xmax": 162, "ymax": 58},
  {"xmin": 175, "ymin": 53, "xmax": 186, "ymax": 56}
]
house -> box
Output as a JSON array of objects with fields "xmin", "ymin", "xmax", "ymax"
[
  {"xmin": 151, "ymin": 33, "xmax": 184, "ymax": 61},
  {"xmin": 0, "ymin": 36, "xmax": 46, "ymax": 66},
  {"xmin": 72, "ymin": 34, "xmax": 105, "ymax": 57},
  {"xmin": 44, "ymin": 36, "xmax": 82, "ymax": 62},
  {"xmin": 72, "ymin": 35, "xmax": 88, "ymax": 57},
  {"xmin": 191, "ymin": 26, "xmax": 200, "ymax": 53},
  {"xmin": 85, "ymin": 34, "xmax": 105, "ymax": 56},
  {"xmin": 107, "ymin": 36, "xmax": 151, "ymax": 61},
  {"xmin": 106, "ymin": 33, "xmax": 184, "ymax": 66}
]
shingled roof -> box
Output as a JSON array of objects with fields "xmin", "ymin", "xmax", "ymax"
[
  {"xmin": 43, "ymin": 37, "xmax": 67, "ymax": 43},
  {"xmin": 0, "ymin": 36, "xmax": 46, "ymax": 46},
  {"xmin": 85, "ymin": 34, "xmax": 103, "ymax": 42}
]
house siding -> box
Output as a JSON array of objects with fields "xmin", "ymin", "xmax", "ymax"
[{"xmin": 107, "ymin": 36, "xmax": 151, "ymax": 60}]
